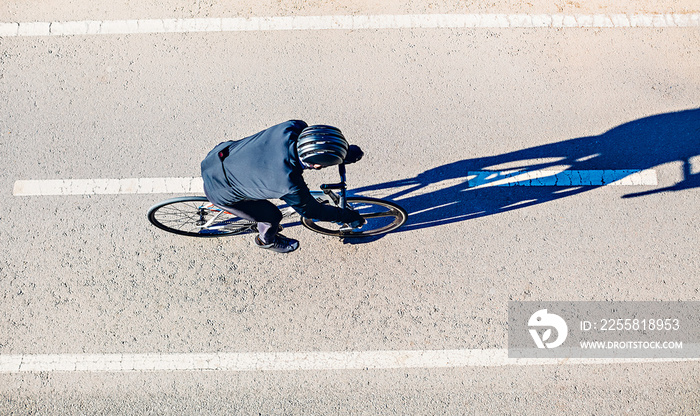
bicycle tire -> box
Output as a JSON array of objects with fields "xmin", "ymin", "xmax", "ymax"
[
  {"xmin": 147, "ymin": 196, "xmax": 254, "ymax": 237},
  {"xmin": 301, "ymin": 197, "xmax": 407, "ymax": 237}
]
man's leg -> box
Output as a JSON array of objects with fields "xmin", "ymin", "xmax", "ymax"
[{"xmin": 217, "ymin": 200, "xmax": 282, "ymax": 244}]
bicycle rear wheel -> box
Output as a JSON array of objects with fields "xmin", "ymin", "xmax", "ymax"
[
  {"xmin": 147, "ymin": 196, "xmax": 255, "ymax": 237},
  {"xmin": 301, "ymin": 196, "xmax": 407, "ymax": 238}
]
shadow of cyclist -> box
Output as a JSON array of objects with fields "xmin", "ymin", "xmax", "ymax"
[{"xmin": 353, "ymin": 108, "xmax": 699, "ymax": 233}]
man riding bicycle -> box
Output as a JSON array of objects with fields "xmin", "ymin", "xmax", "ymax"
[{"xmin": 201, "ymin": 120, "xmax": 365, "ymax": 253}]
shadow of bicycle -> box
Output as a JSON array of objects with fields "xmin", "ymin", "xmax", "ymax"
[{"xmin": 353, "ymin": 108, "xmax": 699, "ymax": 234}]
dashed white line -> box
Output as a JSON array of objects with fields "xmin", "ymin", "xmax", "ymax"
[
  {"xmin": 0, "ymin": 349, "xmax": 696, "ymax": 372},
  {"xmin": 1, "ymin": 14, "xmax": 698, "ymax": 37},
  {"xmin": 11, "ymin": 170, "xmax": 657, "ymax": 196}
]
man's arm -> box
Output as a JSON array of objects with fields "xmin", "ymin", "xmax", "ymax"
[{"xmin": 281, "ymin": 186, "xmax": 362, "ymax": 223}]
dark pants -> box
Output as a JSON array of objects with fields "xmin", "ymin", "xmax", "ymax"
[{"xmin": 216, "ymin": 200, "xmax": 282, "ymax": 244}]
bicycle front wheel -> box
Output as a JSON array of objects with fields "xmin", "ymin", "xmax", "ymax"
[
  {"xmin": 147, "ymin": 196, "xmax": 255, "ymax": 237},
  {"xmin": 301, "ymin": 197, "xmax": 407, "ymax": 238}
]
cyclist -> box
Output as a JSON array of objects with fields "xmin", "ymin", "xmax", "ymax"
[{"xmin": 201, "ymin": 120, "xmax": 365, "ymax": 253}]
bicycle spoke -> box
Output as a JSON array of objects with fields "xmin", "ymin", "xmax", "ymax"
[{"xmin": 148, "ymin": 197, "xmax": 255, "ymax": 237}]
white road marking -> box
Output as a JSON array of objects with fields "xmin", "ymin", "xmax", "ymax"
[
  {"xmin": 11, "ymin": 170, "xmax": 657, "ymax": 196},
  {"xmin": 12, "ymin": 177, "xmax": 204, "ymax": 196},
  {"xmin": 467, "ymin": 169, "xmax": 658, "ymax": 188},
  {"xmin": 1, "ymin": 14, "xmax": 698, "ymax": 37},
  {"xmin": 0, "ymin": 349, "xmax": 696, "ymax": 372}
]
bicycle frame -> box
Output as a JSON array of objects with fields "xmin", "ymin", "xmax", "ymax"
[
  {"xmin": 196, "ymin": 164, "xmax": 350, "ymax": 233},
  {"xmin": 147, "ymin": 163, "xmax": 407, "ymax": 238}
]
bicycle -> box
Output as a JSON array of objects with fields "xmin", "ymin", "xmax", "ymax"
[{"xmin": 147, "ymin": 164, "xmax": 407, "ymax": 238}]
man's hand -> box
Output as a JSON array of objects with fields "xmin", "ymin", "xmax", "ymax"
[
  {"xmin": 340, "ymin": 208, "xmax": 365, "ymax": 230},
  {"xmin": 344, "ymin": 145, "xmax": 364, "ymax": 164},
  {"xmin": 338, "ymin": 215, "xmax": 366, "ymax": 232},
  {"xmin": 349, "ymin": 217, "xmax": 366, "ymax": 229}
]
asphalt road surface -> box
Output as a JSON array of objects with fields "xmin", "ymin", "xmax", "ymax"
[{"xmin": 1, "ymin": 1, "xmax": 699, "ymax": 414}]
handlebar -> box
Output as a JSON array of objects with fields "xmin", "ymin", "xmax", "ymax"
[{"xmin": 321, "ymin": 163, "xmax": 365, "ymax": 232}]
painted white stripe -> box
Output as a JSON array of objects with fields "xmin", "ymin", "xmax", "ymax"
[
  {"xmin": 12, "ymin": 177, "xmax": 204, "ymax": 196},
  {"xmin": 467, "ymin": 169, "xmax": 658, "ymax": 188},
  {"xmin": 0, "ymin": 349, "xmax": 696, "ymax": 372},
  {"xmin": 12, "ymin": 170, "xmax": 656, "ymax": 196},
  {"xmin": 1, "ymin": 14, "xmax": 698, "ymax": 36}
]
